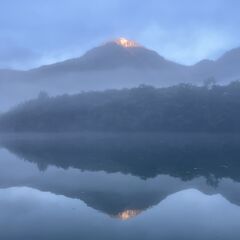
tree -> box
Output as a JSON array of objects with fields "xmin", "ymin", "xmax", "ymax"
[{"xmin": 38, "ymin": 91, "xmax": 49, "ymax": 100}]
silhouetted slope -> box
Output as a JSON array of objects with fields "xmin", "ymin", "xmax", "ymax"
[
  {"xmin": 33, "ymin": 41, "xmax": 182, "ymax": 73},
  {"xmin": 191, "ymin": 47, "xmax": 240, "ymax": 82}
]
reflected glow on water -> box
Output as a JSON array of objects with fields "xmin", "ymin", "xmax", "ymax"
[
  {"xmin": 116, "ymin": 210, "xmax": 142, "ymax": 220},
  {"xmin": 0, "ymin": 187, "xmax": 240, "ymax": 240}
]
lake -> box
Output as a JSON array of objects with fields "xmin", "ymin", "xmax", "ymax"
[{"xmin": 0, "ymin": 132, "xmax": 240, "ymax": 240}]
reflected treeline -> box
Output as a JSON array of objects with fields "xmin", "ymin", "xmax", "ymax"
[{"xmin": 1, "ymin": 132, "xmax": 240, "ymax": 182}]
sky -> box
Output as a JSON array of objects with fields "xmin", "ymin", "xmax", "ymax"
[{"xmin": 1, "ymin": 0, "xmax": 240, "ymax": 70}]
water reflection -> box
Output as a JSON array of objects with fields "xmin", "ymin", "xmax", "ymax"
[
  {"xmin": 1, "ymin": 132, "xmax": 240, "ymax": 181},
  {"xmin": 0, "ymin": 133, "xmax": 240, "ymax": 239},
  {"xmin": 0, "ymin": 187, "xmax": 240, "ymax": 240}
]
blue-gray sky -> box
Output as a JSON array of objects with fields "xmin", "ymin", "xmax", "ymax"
[{"xmin": 1, "ymin": 0, "xmax": 240, "ymax": 69}]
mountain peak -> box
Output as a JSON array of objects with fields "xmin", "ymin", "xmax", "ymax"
[{"xmin": 110, "ymin": 37, "xmax": 141, "ymax": 48}]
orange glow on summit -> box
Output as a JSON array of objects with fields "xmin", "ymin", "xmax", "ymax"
[{"xmin": 114, "ymin": 38, "xmax": 140, "ymax": 48}]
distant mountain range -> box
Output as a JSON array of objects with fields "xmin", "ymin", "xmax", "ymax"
[{"xmin": 1, "ymin": 37, "xmax": 240, "ymax": 111}]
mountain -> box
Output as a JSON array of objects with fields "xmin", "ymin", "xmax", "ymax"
[
  {"xmin": 191, "ymin": 47, "xmax": 240, "ymax": 82},
  {"xmin": 33, "ymin": 38, "xmax": 182, "ymax": 72},
  {"xmin": 1, "ymin": 38, "xmax": 240, "ymax": 111},
  {"xmin": 0, "ymin": 38, "xmax": 190, "ymax": 111},
  {"xmin": 27, "ymin": 37, "xmax": 187, "ymax": 85}
]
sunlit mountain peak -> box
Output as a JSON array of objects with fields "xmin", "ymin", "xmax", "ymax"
[{"xmin": 114, "ymin": 37, "xmax": 140, "ymax": 48}]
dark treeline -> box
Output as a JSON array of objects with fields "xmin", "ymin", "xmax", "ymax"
[{"xmin": 1, "ymin": 82, "xmax": 240, "ymax": 132}]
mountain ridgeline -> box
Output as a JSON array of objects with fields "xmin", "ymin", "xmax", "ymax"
[
  {"xmin": 1, "ymin": 82, "xmax": 240, "ymax": 132},
  {"xmin": 2, "ymin": 38, "xmax": 240, "ymax": 111}
]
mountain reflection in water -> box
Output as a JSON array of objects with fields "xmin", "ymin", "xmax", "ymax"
[{"xmin": 0, "ymin": 132, "xmax": 240, "ymax": 239}]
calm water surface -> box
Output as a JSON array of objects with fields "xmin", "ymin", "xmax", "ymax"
[{"xmin": 0, "ymin": 133, "xmax": 240, "ymax": 240}]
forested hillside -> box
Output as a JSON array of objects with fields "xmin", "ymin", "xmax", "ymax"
[{"xmin": 1, "ymin": 82, "xmax": 240, "ymax": 132}]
